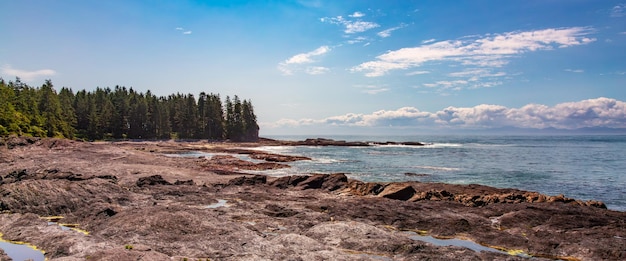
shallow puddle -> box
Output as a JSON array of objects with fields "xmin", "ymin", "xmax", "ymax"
[
  {"xmin": 42, "ymin": 216, "xmax": 90, "ymax": 235},
  {"xmin": 405, "ymin": 231, "xmax": 530, "ymax": 257},
  {"xmin": 206, "ymin": 199, "xmax": 228, "ymax": 208},
  {"xmin": 0, "ymin": 237, "xmax": 45, "ymax": 261}
]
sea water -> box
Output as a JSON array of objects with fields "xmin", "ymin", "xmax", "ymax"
[{"xmin": 256, "ymin": 135, "xmax": 626, "ymax": 211}]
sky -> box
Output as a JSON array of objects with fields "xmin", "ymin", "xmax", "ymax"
[{"xmin": 1, "ymin": 0, "xmax": 625, "ymax": 135}]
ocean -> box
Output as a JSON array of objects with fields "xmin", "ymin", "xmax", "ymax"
[{"xmin": 255, "ymin": 135, "xmax": 626, "ymax": 212}]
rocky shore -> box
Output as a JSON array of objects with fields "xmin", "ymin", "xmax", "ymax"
[{"xmin": 0, "ymin": 137, "xmax": 624, "ymax": 260}]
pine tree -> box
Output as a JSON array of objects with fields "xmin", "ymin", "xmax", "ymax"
[
  {"xmin": 58, "ymin": 87, "xmax": 77, "ymax": 138},
  {"xmin": 111, "ymin": 86, "xmax": 130, "ymax": 139},
  {"xmin": 1, "ymin": 78, "xmax": 258, "ymax": 141},
  {"xmin": 38, "ymin": 80, "xmax": 64, "ymax": 137},
  {"xmin": 128, "ymin": 91, "xmax": 148, "ymax": 139},
  {"xmin": 242, "ymin": 99, "xmax": 259, "ymax": 141}
]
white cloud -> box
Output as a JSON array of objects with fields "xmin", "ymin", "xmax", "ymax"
[
  {"xmin": 347, "ymin": 36, "xmax": 368, "ymax": 45},
  {"xmin": 377, "ymin": 25, "xmax": 405, "ymax": 38},
  {"xmin": 363, "ymin": 88, "xmax": 389, "ymax": 95},
  {"xmin": 1, "ymin": 65, "xmax": 56, "ymax": 82},
  {"xmin": 355, "ymin": 84, "xmax": 390, "ymax": 95},
  {"xmin": 611, "ymin": 3, "xmax": 626, "ymax": 17},
  {"xmin": 176, "ymin": 27, "xmax": 191, "ymax": 35},
  {"xmin": 320, "ymin": 15, "xmax": 379, "ymax": 34},
  {"xmin": 305, "ymin": 66, "xmax": 330, "ymax": 75},
  {"xmin": 564, "ymin": 69, "xmax": 584, "ymax": 73},
  {"xmin": 345, "ymin": 20, "xmax": 380, "ymax": 34},
  {"xmin": 268, "ymin": 97, "xmax": 626, "ymax": 130},
  {"xmin": 406, "ymin": 70, "xmax": 430, "ymax": 76},
  {"xmin": 278, "ymin": 46, "xmax": 331, "ymax": 75},
  {"xmin": 349, "ymin": 11, "xmax": 365, "ymax": 18},
  {"xmin": 351, "ymin": 27, "xmax": 596, "ymax": 77},
  {"xmin": 422, "ymin": 39, "xmax": 436, "ymax": 44},
  {"xmin": 284, "ymin": 46, "xmax": 330, "ymax": 64}
]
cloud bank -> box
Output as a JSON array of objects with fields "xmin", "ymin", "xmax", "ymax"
[
  {"xmin": 266, "ymin": 97, "xmax": 626, "ymax": 131},
  {"xmin": 1, "ymin": 65, "xmax": 56, "ymax": 82},
  {"xmin": 351, "ymin": 27, "xmax": 596, "ymax": 77}
]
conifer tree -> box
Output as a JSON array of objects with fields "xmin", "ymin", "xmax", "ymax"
[{"xmin": 38, "ymin": 80, "xmax": 65, "ymax": 137}]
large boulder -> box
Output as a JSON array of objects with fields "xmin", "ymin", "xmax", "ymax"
[{"xmin": 377, "ymin": 184, "xmax": 416, "ymax": 201}]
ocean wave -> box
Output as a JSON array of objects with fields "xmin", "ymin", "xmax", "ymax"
[
  {"xmin": 424, "ymin": 143, "xmax": 463, "ymax": 148},
  {"xmin": 250, "ymin": 146, "xmax": 295, "ymax": 153},
  {"xmin": 412, "ymin": 165, "xmax": 461, "ymax": 171}
]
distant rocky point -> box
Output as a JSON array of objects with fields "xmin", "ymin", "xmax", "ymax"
[{"xmin": 260, "ymin": 137, "xmax": 429, "ymax": 147}]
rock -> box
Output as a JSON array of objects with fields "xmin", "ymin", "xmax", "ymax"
[
  {"xmin": 345, "ymin": 180, "xmax": 385, "ymax": 196},
  {"xmin": 97, "ymin": 208, "xmax": 118, "ymax": 217},
  {"xmin": 173, "ymin": 179, "xmax": 194, "ymax": 185},
  {"xmin": 269, "ymin": 173, "xmax": 348, "ymax": 192},
  {"xmin": 0, "ymin": 138, "xmax": 623, "ymax": 261},
  {"xmin": 320, "ymin": 173, "xmax": 348, "ymax": 191},
  {"xmin": 0, "ymin": 248, "xmax": 11, "ymax": 261},
  {"xmin": 248, "ymin": 152, "xmax": 311, "ymax": 162},
  {"xmin": 136, "ymin": 175, "xmax": 171, "ymax": 187},
  {"xmin": 404, "ymin": 172, "xmax": 429, "ymax": 177},
  {"xmin": 295, "ymin": 173, "xmax": 348, "ymax": 191},
  {"xmin": 2, "ymin": 136, "xmax": 39, "ymax": 149},
  {"xmin": 227, "ymin": 175, "xmax": 267, "ymax": 186},
  {"xmin": 268, "ymin": 175, "xmax": 310, "ymax": 189},
  {"xmin": 4, "ymin": 169, "xmax": 29, "ymax": 183},
  {"xmin": 263, "ymin": 204, "xmax": 299, "ymax": 217},
  {"xmin": 378, "ymin": 184, "xmax": 416, "ymax": 201}
]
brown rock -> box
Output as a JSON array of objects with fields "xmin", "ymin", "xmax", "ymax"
[
  {"xmin": 227, "ymin": 175, "xmax": 267, "ymax": 186},
  {"xmin": 377, "ymin": 184, "xmax": 416, "ymax": 201},
  {"xmin": 136, "ymin": 175, "xmax": 171, "ymax": 187},
  {"xmin": 268, "ymin": 175, "xmax": 309, "ymax": 189}
]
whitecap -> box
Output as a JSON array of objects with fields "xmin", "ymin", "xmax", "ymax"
[
  {"xmin": 424, "ymin": 143, "xmax": 463, "ymax": 148},
  {"xmin": 412, "ymin": 165, "xmax": 461, "ymax": 171}
]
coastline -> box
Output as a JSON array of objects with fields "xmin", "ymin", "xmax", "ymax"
[{"xmin": 0, "ymin": 137, "xmax": 624, "ymax": 260}]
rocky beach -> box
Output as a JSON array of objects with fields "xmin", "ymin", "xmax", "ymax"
[{"xmin": 0, "ymin": 137, "xmax": 624, "ymax": 261}]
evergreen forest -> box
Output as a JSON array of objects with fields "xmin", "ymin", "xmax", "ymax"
[{"xmin": 0, "ymin": 78, "xmax": 259, "ymax": 141}]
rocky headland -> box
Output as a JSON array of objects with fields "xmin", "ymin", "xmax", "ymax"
[{"xmin": 0, "ymin": 137, "xmax": 624, "ymax": 260}]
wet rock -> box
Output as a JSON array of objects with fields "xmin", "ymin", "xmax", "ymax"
[
  {"xmin": 248, "ymin": 152, "xmax": 311, "ymax": 162},
  {"xmin": 404, "ymin": 172, "xmax": 429, "ymax": 177},
  {"xmin": 136, "ymin": 175, "xmax": 171, "ymax": 187}
]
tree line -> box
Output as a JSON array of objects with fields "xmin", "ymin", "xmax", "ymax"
[{"xmin": 0, "ymin": 78, "xmax": 259, "ymax": 141}]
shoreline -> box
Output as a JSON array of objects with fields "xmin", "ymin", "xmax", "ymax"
[{"xmin": 0, "ymin": 137, "xmax": 625, "ymax": 260}]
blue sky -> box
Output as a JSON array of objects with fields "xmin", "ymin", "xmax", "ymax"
[{"xmin": 1, "ymin": 0, "xmax": 625, "ymax": 135}]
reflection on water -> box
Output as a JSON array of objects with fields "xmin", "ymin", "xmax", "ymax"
[
  {"xmin": 0, "ymin": 236, "xmax": 45, "ymax": 261},
  {"xmin": 405, "ymin": 231, "xmax": 531, "ymax": 257},
  {"xmin": 206, "ymin": 199, "xmax": 228, "ymax": 208}
]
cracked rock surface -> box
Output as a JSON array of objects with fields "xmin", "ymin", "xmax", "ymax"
[{"xmin": 0, "ymin": 138, "xmax": 624, "ymax": 260}]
